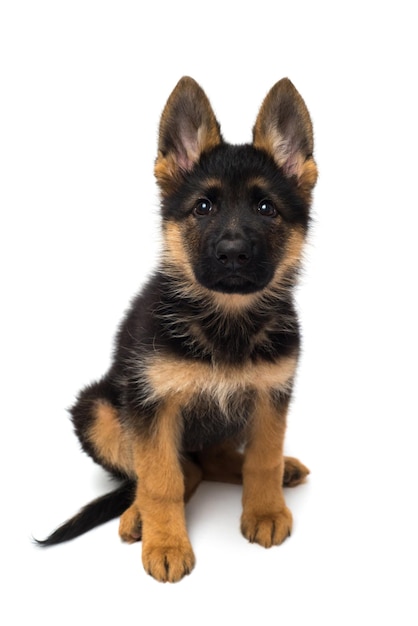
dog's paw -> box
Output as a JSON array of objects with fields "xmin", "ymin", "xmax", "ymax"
[
  {"xmin": 283, "ymin": 456, "xmax": 310, "ymax": 487},
  {"xmin": 241, "ymin": 506, "xmax": 293, "ymax": 548},
  {"xmin": 142, "ymin": 540, "xmax": 195, "ymax": 583},
  {"xmin": 119, "ymin": 505, "xmax": 142, "ymax": 543}
]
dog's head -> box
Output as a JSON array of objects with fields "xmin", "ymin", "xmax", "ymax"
[{"xmin": 155, "ymin": 77, "xmax": 317, "ymax": 300}]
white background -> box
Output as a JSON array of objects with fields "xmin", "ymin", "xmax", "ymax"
[{"xmin": 1, "ymin": 1, "xmax": 417, "ymax": 624}]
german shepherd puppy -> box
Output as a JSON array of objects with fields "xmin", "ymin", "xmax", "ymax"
[{"xmin": 37, "ymin": 77, "xmax": 317, "ymax": 583}]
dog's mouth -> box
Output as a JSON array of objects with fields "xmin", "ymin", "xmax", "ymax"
[
  {"xmin": 194, "ymin": 258, "xmax": 273, "ymax": 295},
  {"xmin": 210, "ymin": 273, "xmax": 263, "ymax": 294}
]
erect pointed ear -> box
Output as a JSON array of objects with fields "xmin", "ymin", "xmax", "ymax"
[
  {"xmin": 253, "ymin": 78, "xmax": 318, "ymax": 197},
  {"xmin": 154, "ymin": 77, "xmax": 223, "ymax": 194}
]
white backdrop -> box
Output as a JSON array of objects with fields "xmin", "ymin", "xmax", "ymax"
[{"xmin": 1, "ymin": 1, "xmax": 417, "ymax": 624}]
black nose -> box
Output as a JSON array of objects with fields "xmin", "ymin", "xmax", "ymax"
[{"xmin": 215, "ymin": 237, "xmax": 252, "ymax": 270}]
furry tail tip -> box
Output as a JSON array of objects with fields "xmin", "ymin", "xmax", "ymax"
[{"xmin": 33, "ymin": 480, "xmax": 136, "ymax": 547}]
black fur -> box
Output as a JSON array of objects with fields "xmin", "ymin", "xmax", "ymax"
[
  {"xmin": 36, "ymin": 76, "xmax": 316, "ymax": 554},
  {"xmin": 36, "ymin": 481, "xmax": 136, "ymax": 546},
  {"xmin": 163, "ymin": 144, "xmax": 309, "ymax": 225}
]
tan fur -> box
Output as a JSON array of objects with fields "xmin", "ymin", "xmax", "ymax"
[
  {"xmin": 182, "ymin": 457, "xmax": 204, "ymax": 501},
  {"xmin": 120, "ymin": 399, "xmax": 195, "ymax": 582},
  {"xmin": 119, "ymin": 501, "xmax": 142, "ymax": 543},
  {"xmin": 253, "ymin": 78, "xmax": 314, "ymax": 160},
  {"xmin": 271, "ymin": 227, "xmax": 305, "ymax": 288},
  {"xmin": 60, "ymin": 77, "xmax": 315, "ymax": 583},
  {"xmin": 197, "ymin": 443, "xmax": 310, "ymax": 488},
  {"xmin": 253, "ymin": 78, "xmax": 317, "ymax": 203},
  {"xmin": 88, "ymin": 402, "xmax": 135, "ymax": 477},
  {"xmin": 298, "ymin": 157, "xmax": 318, "ymax": 203},
  {"xmin": 283, "ymin": 456, "xmax": 310, "ymax": 487},
  {"xmin": 241, "ymin": 393, "xmax": 292, "ymax": 547},
  {"xmin": 210, "ymin": 291, "xmax": 260, "ymax": 312},
  {"xmin": 154, "ymin": 155, "xmax": 180, "ymax": 195},
  {"xmin": 105, "ymin": 75, "xmax": 312, "ymax": 575},
  {"xmin": 162, "ymin": 221, "xmax": 196, "ymax": 283},
  {"xmin": 154, "ymin": 77, "xmax": 222, "ymax": 195},
  {"xmin": 162, "ymin": 219, "xmax": 306, "ymax": 314},
  {"xmin": 118, "ymin": 458, "xmax": 204, "ymax": 546},
  {"xmin": 194, "ymin": 124, "xmax": 222, "ymax": 158},
  {"xmin": 145, "ymin": 352, "xmax": 298, "ymax": 412},
  {"xmin": 162, "ymin": 221, "xmax": 261, "ymax": 312},
  {"xmin": 197, "ymin": 440, "xmax": 244, "ymax": 484}
]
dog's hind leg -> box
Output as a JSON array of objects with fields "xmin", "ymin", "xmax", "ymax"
[
  {"xmin": 197, "ymin": 441, "xmax": 309, "ymax": 487},
  {"xmin": 197, "ymin": 440, "xmax": 243, "ymax": 484},
  {"xmin": 183, "ymin": 457, "xmax": 204, "ymax": 501},
  {"xmin": 36, "ymin": 377, "xmax": 137, "ymax": 546},
  {"xmin": 283, "ymin": 456, "xmax": 310, "ymax": 487},
  {"xmin": 71, "ymin": 376, "xmax": 135, "ymax": 479},
  {"xmin": 118, "ymin": 457, "xmax": 203, "ymax": 545}
]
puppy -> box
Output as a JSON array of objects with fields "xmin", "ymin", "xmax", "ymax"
[{"xmin": 37, "ymin": 76, "xmax": 317, "ymax": 583}]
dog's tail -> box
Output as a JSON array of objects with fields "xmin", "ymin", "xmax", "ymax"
[{"xmin": 35, "ymin": 479, "xmax": 136, "ymax": 546}]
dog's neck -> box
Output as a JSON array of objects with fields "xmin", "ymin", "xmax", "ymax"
[{"xmin": 155, "ymin": 271, "xmax": 300, "ymax": 365}]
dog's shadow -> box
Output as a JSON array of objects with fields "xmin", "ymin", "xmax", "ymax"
[{"xmin": 90, "ymin": 467, "xmax": 309, "ymax": 545}]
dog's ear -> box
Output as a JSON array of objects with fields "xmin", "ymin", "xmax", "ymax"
[
  {"xmin": 155, "ymin": 77, "xmax": 222, "ymax": 194},
  {"xmin": 253, "ymin": 78, "xmax": 317, "ymax": 196}
]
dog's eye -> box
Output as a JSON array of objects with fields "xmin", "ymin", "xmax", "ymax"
[
  {"xmin": 257, "ymin": 200, "xmax": 277, "ymax": 218},
  {"xmin": 193, "ymin": 198, "xmax": 213, "ymax": 217}
]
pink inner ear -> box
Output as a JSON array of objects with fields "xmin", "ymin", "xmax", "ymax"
[
  {"xmin": 177, "ymin": 124, "xmax": 200, "ymax": 172},
  {"xmin": 282, "ymin": 151, "xmax": 303, "ymax": 178},
  {"xmin": 270, "ymin": 127, "xmax": 304, "ymax": 179},
  {"xmin": 177, "ymin": 149, "xmax": 195, "ymax": 172}
]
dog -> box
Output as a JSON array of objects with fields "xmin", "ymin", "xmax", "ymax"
[{"xmin": 37, "ymin": 76, "xmax": 317, "ymax": 583}]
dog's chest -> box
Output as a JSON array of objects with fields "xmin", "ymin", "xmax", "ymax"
[
  {"xmin": 144, "ymin": 352, "xmax": 297, "ymax": 451},
  {"xmin": 180, "ymin": 386, "xmax": 254, "ymax": 451}
]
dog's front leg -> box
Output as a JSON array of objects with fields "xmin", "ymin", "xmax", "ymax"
[
  {"xmin": 241, "ymin": 392, "xmax": 293, "ymax": 547},
  {"xmin": 122, "ymin": 400, "xmax": 194, "ymax": 583}
]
